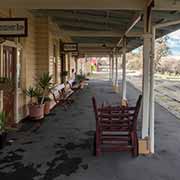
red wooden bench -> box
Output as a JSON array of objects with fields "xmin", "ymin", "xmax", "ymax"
[{"xmin": 92, "ymin": 95, "xmax": 142, "ymax": 157}]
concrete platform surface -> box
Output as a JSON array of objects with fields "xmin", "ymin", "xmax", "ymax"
[{"xmin": 0, "ymin": 79, "xmax": 180, "ymax": 180}]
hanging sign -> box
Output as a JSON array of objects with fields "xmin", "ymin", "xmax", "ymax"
[
  {"xmin": 63, "ymin": 43, "xmax": 78, "ymax": 52},
  {"xmin": 0, "ymin": 18, "xmax": 28, "ymax": 37}
]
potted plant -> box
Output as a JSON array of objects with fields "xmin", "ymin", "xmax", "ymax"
[
  {"xmin": 38, "ymin": 72, "xmax": 53, "ymax": 115},
  {"xmin": 0, "ymin": 111, "xmax": 7, "ymax": 149},
  {"xmin": 24, "ymin": 72, "xmax": 53, "ymax": 120},
  {"xmin": 24, "ymin": 86, "xmax": 44, "ymax": 120},
  {"xmin": 43, "ymin": 96, "xmax": 52, "ymax": 115},
  {"xmin": 75, "ymin": 74, "xmax": 86, "ymax": 88}
]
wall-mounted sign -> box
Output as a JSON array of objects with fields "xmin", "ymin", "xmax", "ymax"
[
  {"xmin": 0, "ymin": 18, "xmax": 28, "ymax": 37},
  {"xmin": 63, "ymin": 43, "xmax": 78, "ymax": 52}
]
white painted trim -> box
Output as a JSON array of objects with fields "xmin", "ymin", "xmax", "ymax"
[
  {"xmin": 109, "ymin": 54, "xmax": 112, "ymax": 81},
  {"xmin": 115, "ymin": 52, "xmax": 118, "ymax": 87},
  {"xmin": 112, "ymin": 53, "xmax": 115, "ymax": 85},
  {"xmin": 149, "ymin": 27, "xmax": 155, "ymax": 153},
  {"xmin": 155, "ymin": 20, "xmax": 180, "ymax": 29},
  {"xmin": 122, "ymin": 47, "xmax": 127, "ymax": 100},
  {"xmin": 117, "ymin": 14, "xmax": 142, "ymax": 47}
]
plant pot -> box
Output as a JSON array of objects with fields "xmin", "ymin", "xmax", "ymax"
[
  {"xmin": 80, "ymin": 81, "xmax": 85, "ymax": 89},
  {"xmin": 0, "ymin": 132, "xmax": 7, "ymax": 149},
  {"xmin": 28, "ymin": 104, "xmax": 45, "ymax": 120},
  {"xmin": 44, "ymin": 101, "xmax": 51, "ymax": 115}
]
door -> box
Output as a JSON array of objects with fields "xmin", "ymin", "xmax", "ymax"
[
  {"xmin": 61, "ymin": 53, "xmax": 66, "ymax": 83},
  {"xmin": 2, "ymin": 46, "xmax": 16, "ymax": 126}
]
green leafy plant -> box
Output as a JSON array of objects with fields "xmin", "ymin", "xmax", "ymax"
[
  {"xmin": 38, "ymin": 96, "xmax": 52, "ymax": 104},
  {"xmin": 37, "ymin": 72, "xmax": 53, "ymax": 105},
  {"xmin": 23, "ymin": 86, "xmax": 37, "ymax": 104},
  {"xmin": 24, "ymin": 73, "xmax": 52, "ymax": 105},
  {"xmin": 75, "ymin": 74, "xmax": 86, "ymax": 83},
  {"xmin": 0, "ymin": 112, "xmax": 6, "ymax": 133}
]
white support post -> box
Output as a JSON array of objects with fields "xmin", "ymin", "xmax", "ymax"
[
  {"xmin": 109, "ymin": 54, "xmax": 112, "ymax": 81},
  {"xmin": 142, "ymin": 2, "xmax": 153, "ymax": 140},
  {"xmin": 115, "ymin": 51, "xmax": 119, "ymax": 89},
  {"xmin": 122, "ymin": 37, "xmax": 127, "ymax": 100},
  {"xmin": 142, "ymin": 33, "xmax": 152, "ymax": 139},
  {"xmin": 149, "ymin": 28, "xmax": 155, "ymax": 153},
  {"xmin": 112, "ymin": 53, "xmax": 115, "ymax": 86}
]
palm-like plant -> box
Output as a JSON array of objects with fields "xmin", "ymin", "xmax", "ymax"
[
  {"xmin": 0, "ymin": 112, "xmax": 6, "ymax": 133},
  {"xmin": 38, "ymin": 72, "xmax": 53, "ymax": 105},
  {"xmin": 23, "ymin": 86, "xmax": 36, "ymax": 104}
]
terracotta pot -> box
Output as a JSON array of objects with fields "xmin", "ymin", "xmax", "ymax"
[
  {"xmin": 28, "ymin": 104, "xmax": 45, "ymax": 120},
  {"xmin": 0, "ymin": 132, "xmax": 7, "ymax": 149},
  {"xmin": 80, "ymin": 81, "xmax": 85, "ymax": 89},
  {"xmin": 44, "ymin": 101, "xmax": 51, "ymax": 115}
]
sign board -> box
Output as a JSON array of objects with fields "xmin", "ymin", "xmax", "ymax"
[
  {"xmin": 63, "ymin": 43, "xmax": 78, "ymax": 52},
  {"xmin": 0, "ymin": 18, "xmax": 28, "ymax": 37}
]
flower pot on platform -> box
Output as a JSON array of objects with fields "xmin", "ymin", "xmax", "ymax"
[
  {"xmin": 44, "ymin": 101, "xmax": 51, "ymax": 115},
  {"xmin": 29, "ymin": 104, "xmax": 45, "ymax": 120}
]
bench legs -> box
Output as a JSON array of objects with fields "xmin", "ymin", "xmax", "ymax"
[
  {"xmin": 131, "ymin": 131, "xmax": 138, "ymax": 157},
  {"xmin": 94, "ymin": 130, "xmax": 101, "ymax": 157}
]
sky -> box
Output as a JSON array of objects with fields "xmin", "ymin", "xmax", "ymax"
[
  {"xmin": 132, "ymin": 29, "xmax": 180, "ymax": 58},
  {"xmin": 167, "ymin": 30, "xmax": 180, "ymax": 57}
]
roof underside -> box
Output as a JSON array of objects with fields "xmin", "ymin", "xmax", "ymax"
[{"xmin": 32, "ymin": 9, "xmax": 180, "ymax": 55}]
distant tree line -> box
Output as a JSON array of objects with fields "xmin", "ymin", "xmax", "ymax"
[{"xmin": 127, "ymin": 36, "xmax": 180, "ymax": 75}]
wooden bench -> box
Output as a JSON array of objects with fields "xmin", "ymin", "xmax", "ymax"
[
  {"xmin": 92, "ymin": 95, "xmax": 142, "ymax": 157},
  {"xmin": 50, "ymin": 83, "xmax": 65, "ymax": 105},
  {"xmin": 67, "ymin": 79, "xmax": 80, "ymax": 91},
  {"xmin": 50, "ymin": 83, "xmax": 74, "ymax": 109}
]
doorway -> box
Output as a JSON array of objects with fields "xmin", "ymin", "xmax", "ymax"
[{"xmin": 2, "ymin": 46, "xmax": 16, "ymax": 127}]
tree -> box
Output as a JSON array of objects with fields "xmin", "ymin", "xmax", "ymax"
[
  {"xmin": 155, "ymin": 36, "xmax": 171, "ymax": 72},
  {"xmin": 127, "ymin": 47, "xmax": 143, "ymax": 70}
]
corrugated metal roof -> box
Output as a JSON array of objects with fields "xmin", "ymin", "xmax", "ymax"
[{"xmin": 32, "ymin": 9, "xmax": 180, "ymax": 53}]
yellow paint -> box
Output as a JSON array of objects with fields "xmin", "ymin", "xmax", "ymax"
[{"xmin": 138, "ymin": 137, "xmax": 150, "ymax": 155}]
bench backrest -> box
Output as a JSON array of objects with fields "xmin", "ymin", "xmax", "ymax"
[
  {"xmin": 51, "ymin": 83, "xmax": 65, "ymax": 102},
  {"xmin": 67, "ymin": 79, "xmax": 75, "ymax": 88},
  {"xmin": 92, "ymin": 95, "xmax": 142, "ymax": 132}
]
